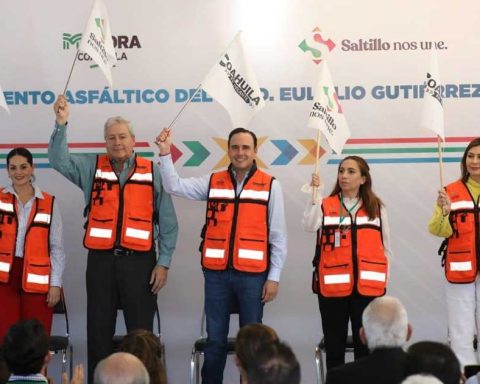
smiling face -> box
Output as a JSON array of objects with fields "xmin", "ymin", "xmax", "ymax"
[
  {"xmin": 337, "ymin": 158, "xmax": 366, "ymax": 198},
  {"xmin": 7, "ymin": 155, "xmax": 34, "ymax": 188},
  {"xmin": 466, "ymin": 145, "xmax": 480, "ymax": 183},
  {"xmin": 105, "ymin": 122, "xmax": 135, "ymax": 163},
  {"xmin": 228, "ymin": 132, "xmax": 257, "ymax": 175}
]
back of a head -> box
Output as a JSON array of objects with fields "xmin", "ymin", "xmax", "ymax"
[
  {"xmin": 401, "ymin": 374, "xmax": 444, "ymax": 384},
  {"xmin": 362, "ymin": 295, "xmax": 409, "ymax": 350},
  {"xmin": 119, "ymin": 329, "xmax": 166, "ymax": 384},
  {"xmin": 3, "ymin": 319, "xmax": 49, "ymax": 376},
  {"xmin": 235, "ymin": 323, "xmax": 279, "ymax": 372},
  {"xmin": 406, "ymin": 341, "xmax": 461, "ymax": 384},
  {"xmin": 94, "ymin": 352, "xmax": 150, "ymax": 384},
  {"xmin": 247, "ymin": 341, "xmax": 300, "ymax": 384}
]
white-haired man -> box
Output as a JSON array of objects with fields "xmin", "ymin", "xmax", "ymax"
[
  {"xmin": 94, "ymin": 352, "xmax": 149, "ymax": 384},
  {"xmin": 326, "ymin": 296, "xmax": 412, "ymax": 384}
]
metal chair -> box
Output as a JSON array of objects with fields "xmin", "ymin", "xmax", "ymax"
[
  {"xmin": 190, "ymin": 301, "xmax": 239, "ymax": 384},
  {"xmin": 49, "ymin": 289, "xmax": 73, "ymax": 378},
  {"xmin": 112, "ymin": 302, "xmax": 166, "ymax": 370},
  {"xmin": 315, "ymin": 335, "xmax": 355, "ymax": 384}
]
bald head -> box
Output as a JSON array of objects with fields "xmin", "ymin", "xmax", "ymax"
[
  {"xmin": 94, "ymin": 352, "xmax": 150, "ymax": 384},
  {"xmin": 362, "ymin": 296, "xmax": 410, "ymax": 350}
]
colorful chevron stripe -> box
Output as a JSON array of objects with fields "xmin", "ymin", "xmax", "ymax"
[
  {"xmin": 327, "ymin": 137, "xmax": 474, "ymax": 165},
  {"xmin": 0, "ymin": 137, "xmax": 473, "ymax": 169}
]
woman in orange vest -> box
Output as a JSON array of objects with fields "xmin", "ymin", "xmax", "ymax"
[
  {"xmin": 429, "ymin": 138, "xmax": 480, "ymax": 367},
  {"xmin": 303, "ymin": 155, "xmax": 392, "ymax": 371},
  {"xmin": 0, "ymin": 147, "xmax": 65, "ymax": 342}
]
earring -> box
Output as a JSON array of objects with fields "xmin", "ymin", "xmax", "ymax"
[{"xmin": 30, "ymin": 174, "xmax": 36, "ymax": 183}]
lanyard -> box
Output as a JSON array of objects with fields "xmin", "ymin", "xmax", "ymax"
[{"xmin": 339, "ymin": 192, "xmax": 359, "ymax": 228}]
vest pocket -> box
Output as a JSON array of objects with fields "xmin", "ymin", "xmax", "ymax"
[{"xmin": 235, "ymin": 237, "xmax": 267, "ymax": 272}]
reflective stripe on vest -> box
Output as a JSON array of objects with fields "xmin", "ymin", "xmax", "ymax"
[
  {"xmin": 0, "ymin": 200, "xmax": 14, "ymax": 212},
  {"xmin": 33, "ymin": 213, "xmax": 51, "ymax": 224},
  {"xmin": 360, "ymin": 270, "xmax": 386, "ymax": 282},
  {"xmin": 238, "ymin": 249, "xmax": 264, "ymax": 260},
  {"xmin": 27, "ymin": 272, "xmax": 49, "ymax": 285},
  {"xmin": 94, "ymin": 169, "xmax": 117, "ymax": 181},
  {"xmin": 205, "ymin": 248, "xmax": 225, "ymax": 258},
  {"xmin": 209, "ymin": 188, "xmax": 235, "ymax": 199},
  {"xmin": 89, "ymin": 227, "xmax": 113, "ymax": 239},
  {"xmin": 450, "ymin": 261, "xmax": 472, "ymax": 271},
  {"xmin": 324, "ymin": 274, "xmax": 350, "ymax": 284},
  {"xmin": 239, "ymin": 189, "xmax": 270, "ymax": 201},
  {"xmin": 0, "ymin": 261, "xmax": 10, "ymax": 273},
  {"xmin": 451, "ymin": 200, "xmax": 475, "ymax": 211}
]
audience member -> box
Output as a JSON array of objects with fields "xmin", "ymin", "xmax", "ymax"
[
  {"xmin": 405, "ymin": 341, "xmax": 461, "ymax": 384},
  {"xmin": 119, "ymin": 330, "xmax": 166, "ymax": 384},
  {"xmin": 401, "ymin": 375, "xmax": 443, "ymax": 384},
  {"xmin": 94, "ymin": 352, "xmax": 149, "ymax": 384},
  {"xmin": 326, "ymin": 296, "xmax": 412, "ymax": 384},
  {"xmin": 246, "ymin": 340, "xmax": 300, "ymax": 384},
  {"xmin": 235, "ymin": 323, "xmax": 278, "ymax": 384},
  {"xmin": 3, "ymin": 319, "xmax": 50, "ymax": 383}
]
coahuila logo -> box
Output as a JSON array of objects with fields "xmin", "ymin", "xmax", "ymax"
[
  {"xmin": 219, "ymin": 54, "xmax": 262, "ymax": 107},
  {"xmin": 62, "ymin": 31, "xmax": 141, "ymax": 67},
  {"xmin": 298, "ymin": 27, "xmax": 336, "ymax": 64}
]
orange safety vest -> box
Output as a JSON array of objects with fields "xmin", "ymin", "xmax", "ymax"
[
  {"xmin": 442, "ymin": 180, "xmax": 479, "ymax": 283},
  {"xmin": 0, "ymin": 188, "xmax": 53, "ymax": 293},
  {"xmin": 201, "ymin": 165, "xmax": 273, "ymax": 273},
  {"xmin": 83, "ymin": 154, "xmax": 155, "ymax": 252},
  {"xmin": 313, "ymin": 195, "xmax": 388, "ymax": 297}
]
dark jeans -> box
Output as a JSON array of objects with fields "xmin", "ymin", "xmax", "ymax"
[
  {"xmin": 318, "ymin": 293, "xmax": 373, "ymax": 371},
  {"xmin": 86, "ymin": 249, "xmax": 157, "ymax": 384},
  {"xmin": 202, "ymin": 269, "xmax": 267, "ymax": 384}
]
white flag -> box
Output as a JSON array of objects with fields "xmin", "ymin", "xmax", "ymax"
[
  {"xmin": 202, "ymin": 31, "xmax": 265, "ymax": 128},
  {"xmin": 420, "ymin": 50, "xmax": 444, "ymax": 140},
  {"xmin": 308, "ymin": 60, "xmax": 350, "ymax": 154},
  {"xmin": 0, "ymin": 84, "xmax": 9, "ymax": 114},
  {"xmin": 79, "ymin": 0, "xmax": 117, "ymax": 87}
]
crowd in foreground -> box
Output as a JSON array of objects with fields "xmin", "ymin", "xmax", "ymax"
[{"xmin": 0, "ymin": 295, "xmax": 478, "ymax": 384}]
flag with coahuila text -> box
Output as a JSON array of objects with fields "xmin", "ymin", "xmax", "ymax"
[
  {"xmin": 202, "ymin": 31, "xmax": 265, "ymax": 128},
  {"xmin": 420, "ymin": 50, "xmax": 444, "ymax": 140},
  {"xmin": 79, "ymin": 0, "xmax": 117, "ymax": 87},
  {"xmin": 307, "ymin": 60, "xmax": 350, "ymax": 154}
]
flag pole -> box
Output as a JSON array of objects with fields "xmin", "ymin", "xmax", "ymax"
[
  {"xmin": 167, "ymin": 31, "xmax": 242, "ymax": 130},
  {"xmin": 437, "ymin": 135, "xmax": 445, "ymax": 188},
  {"xmin": 62, "ymin": 51, "xmax": 79, "ymax": 96},
  {"xmin": 312, "ymin": 130, "xmax": 322, "ymax": 205},
  {"xmin": 167, "ymin": 84, "xmax": 202, "ymax": 130}
]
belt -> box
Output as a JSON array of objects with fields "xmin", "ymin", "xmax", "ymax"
[{"xmin": 112, "ymin": 248, "xmax": 135, "ymax": 256}]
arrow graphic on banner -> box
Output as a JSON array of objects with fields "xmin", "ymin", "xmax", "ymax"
[
  {"xmin": 271, "ymin": 140, "xmax": 299, "ymax": 165},
  {"xmin": 170, "ymin": 143, "xmax": 183, "ymax": 163},
  {"xmin": 183, "ymin": 141, "xmax": 210, "ymax": 166},
  {"xmin": 298, "ymin": 139, "xmax": 326, "ymax": 164},
  {"xmin": 212, "ymin": 137, "xmax": 269, "ymax": 170}
]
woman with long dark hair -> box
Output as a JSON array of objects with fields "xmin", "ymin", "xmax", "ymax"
[
  {"xmin": 0, "ymin": 147, "xmax": 65, "ymax": 342},
  {"xmin": 303, "ymin": 155, "xmax": 392, "ymax": 371},
  {"xmin": 429, "ymin": 138, "xmax": 480, "ymax": 367}
]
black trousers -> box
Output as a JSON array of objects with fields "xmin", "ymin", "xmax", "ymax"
[
  {"xmin": 318, "ymin": 293, "xmax": 373, "ymax": 371},
  {"xmin": 86, "ymin": 249, "xmax": 157, "ymax": 384}
]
